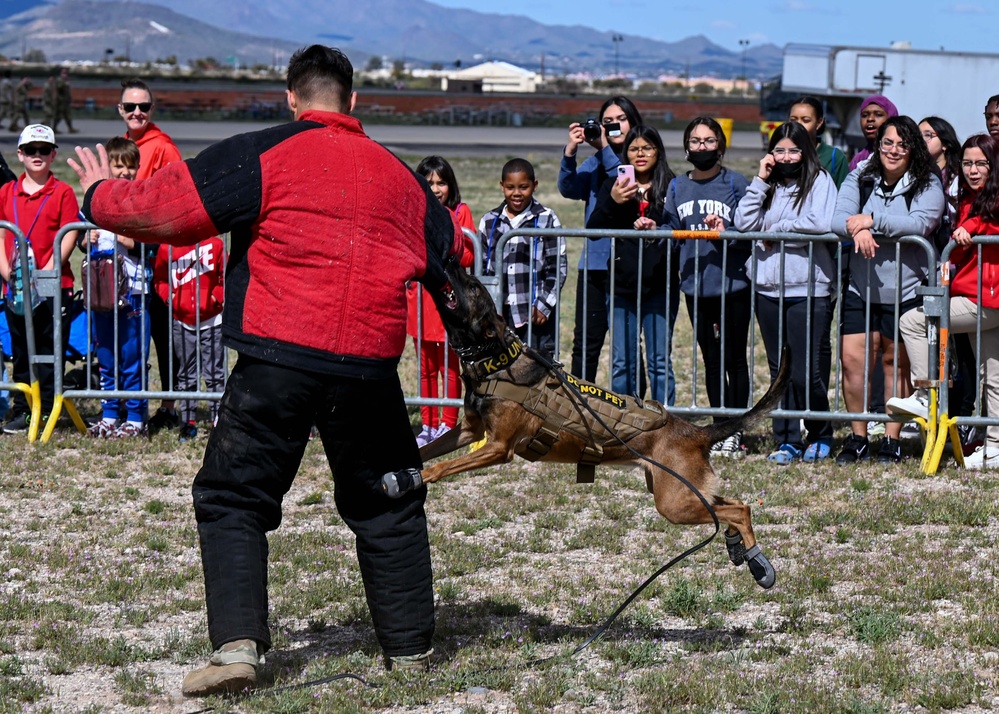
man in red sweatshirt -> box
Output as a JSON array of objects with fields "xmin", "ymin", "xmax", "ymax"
[{"xmin": 71, "ymin": 45, "xmax": 464, "ymax": 697}]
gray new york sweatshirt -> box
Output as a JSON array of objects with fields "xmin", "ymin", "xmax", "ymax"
[{"xmin": 662, "ymin": 167, "xmax": 750, "ymax": 297}]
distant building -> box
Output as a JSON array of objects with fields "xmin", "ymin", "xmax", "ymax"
[{"xmin": 441, "ymin": 61, "xmax": 539, "ymax": 93}]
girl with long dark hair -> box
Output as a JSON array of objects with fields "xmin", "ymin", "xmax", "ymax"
[
  {"xmin": 587, "ymin": 125, "xmax": 675, "ymax": 402},
  {"xmin": 891, "ymin": 134, "xmax": 999, "ymax": 468},
  {"xmin": 833, "ymin": 116, "xmax": 946, "ymax": 464},
  {"xmin": 734, "ymin": 121, "xmax": 838, "ymax": 463},
  {"xmin": 408, "ymin": 155, "xmax": 476, "ymax": 446},
  {"xmin": 663, "ymin": 117, "xmax": 750, "ymax": 456}
]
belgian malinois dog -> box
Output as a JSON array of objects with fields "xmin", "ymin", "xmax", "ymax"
[{"xmin": 384, "ymin": 260, "xmax": 789, "ymax": 588}]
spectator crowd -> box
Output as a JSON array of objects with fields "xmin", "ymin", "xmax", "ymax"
[{"xmin": 0, "ymin": 79, "xmax": 997, "ymax": 472}]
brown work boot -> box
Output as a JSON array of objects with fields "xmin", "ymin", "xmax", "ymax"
[
  {"xmin": 182, "ymin": 639, "xmax": 262, "ymax": 697},
  {"xmin": 385, "ymin": 648, "xmax": 433, "ymax": 673}
]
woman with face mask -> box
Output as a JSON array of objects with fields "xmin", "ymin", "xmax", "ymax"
[
  {"xmin": 734, "ymin": 121, "xmax": 838, "ymax": 464},
  {"xmin": 662, "ymin": 117, "xmax": 750, "ymax": 457}
]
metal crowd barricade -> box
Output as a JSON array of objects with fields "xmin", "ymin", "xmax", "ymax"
[
  {"xmin": 0, "ymin": 220, "xmax": 53, "ymax": 441},
  {"xmin": 44, "ymin": 222, "xmax": 231, "ymax": 442},
  {"xmin": 920, "ymin": 235, "xmax": 999, "ymax": 473},
  {"xmin": 485, "ymin": 226, "xmax": 939, "ymax": 429}
]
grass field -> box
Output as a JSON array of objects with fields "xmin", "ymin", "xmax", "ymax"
[{"xmin": 1, "ymin": 145, "xmax": 998, "ymax": 713}]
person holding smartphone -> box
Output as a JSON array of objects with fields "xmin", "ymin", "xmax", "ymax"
[
  {"xmin": 558, "ymin": 96, "xmax": 642, "ymax": 382},
  {"xmin": 586, "ymin": 125, "xmax": 675, "ymax": 404}
]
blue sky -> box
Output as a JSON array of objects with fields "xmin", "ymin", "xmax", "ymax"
[{"xmin": 430, "ymin": 0, "xmax": 998, "ymax": 55}]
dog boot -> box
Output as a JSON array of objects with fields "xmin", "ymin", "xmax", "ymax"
[
  {"xmin": 182, "ymin": 639, "xmax": 262, "ymax": 697},
  {"xmin": 381, "ymin": 468, "xmax": 425, "ymax": 498}
]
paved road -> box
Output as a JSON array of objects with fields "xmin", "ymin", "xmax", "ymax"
[{"xmin": 0, "ymin": 118, "xmax": 765, "ymax": 158}]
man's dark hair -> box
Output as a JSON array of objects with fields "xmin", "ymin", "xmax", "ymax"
[
  {"xmin": 120, "ymin": 77, "xmax": 153, "ymax": 103},
  {"xmin": 287, "ymin": 45, "xmax": 353, "ymax": 108},
  {"xmin": 501, "ymin": 158, "xmax": 535, "ymax": 182}
]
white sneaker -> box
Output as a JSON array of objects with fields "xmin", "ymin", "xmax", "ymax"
[
  {"xmin": 963, "ymin": 445, "xmax": 999, "ymax": 469},
  {"xmin": 433, "ymin": 424, "xmax": 451, "ymax": 441},
  {"xmin": 886, "ymin": 390, "xmax": 929, "ymax": 421},
  {"xmin": 867, "ymin": 420, "xmax": 886, "ymax": 437},
  {"xmin": 414, "ymin": 425, "xmax": 435, "ymax": 448},
  {"xmin": 713, "ymin": 431, "xmax": 745, "ymax": 459}
]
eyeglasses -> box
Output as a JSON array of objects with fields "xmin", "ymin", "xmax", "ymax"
[
  {"xmin": 962, "ymin": 160, "xmax": 991, "ymax": 170},
  {"xmin": 20, "ymin": 145, "xmax": 53, "ymax": 157},
  {"xmin": 627, "ymin": 145, "xmax": 657, "ymax": 156},
  {"xmin": 921, "ymin": 131, "xmax": 938, "ymax": 141},
  {"xmin": 771, "ymin": 148, "xmax": 803, "ymax": 158},
  {"xmin": 121, "ymin": 102, "xmax": 152, "ymax": 113},
  {"xmin": 688, "ymin": 137, "xmax": 719, "ymax": 149},
  {"xmin": 879, "ymin": 138, "xmax": 909, "ymax": 156}
]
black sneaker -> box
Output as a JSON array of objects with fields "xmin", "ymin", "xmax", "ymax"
[
  {"xmin": 835, "ymin": 433, "xmax": 870, "ymax": 465},
  {"xmin": 876, "ymin": 436, "xmax": 902, "ymax": 464},
  {"xmin": 178, "ymin": 423, "xmax": 198, "ymax": 442},
  {"xmin": 3, "ymin": 412, "xmax": 29, "ymax": 434},
  {"xmin": 958, "ymin": 424, "xmax": 984, "ymax": 458},
  {"xmin": 147, "ymin": 407, "xmax": 180, "ymax": 436}
]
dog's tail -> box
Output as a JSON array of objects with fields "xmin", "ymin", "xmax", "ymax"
[{"xmin": 702, "ymin": 346, "xmax": 791, "ymax": 445}]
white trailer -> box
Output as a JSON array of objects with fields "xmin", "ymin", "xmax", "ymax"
[{"xmin": 780, "ymin": 43, "xmax": 999, "ymax": 146}]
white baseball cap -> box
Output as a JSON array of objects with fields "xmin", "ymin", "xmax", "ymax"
[{"xmin": 18, "ymin": 124, "xmax": 57, "ymax": 148}]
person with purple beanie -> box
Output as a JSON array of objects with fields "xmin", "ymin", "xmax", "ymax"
[{"xmin": 849, "ymin": 95, "xmax": 899, "ymax": 170}]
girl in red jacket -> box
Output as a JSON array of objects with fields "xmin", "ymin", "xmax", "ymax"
[
  {"xmin": 408, "ymin": 156, "xmax": 475, "ymax": 447},
  {"xmin": 152, "ymin": 236, "xmax": 226, "ymax": 440},
  {"xmin": 892, "ymin": 134, "xmax": 999, "ymax": 467}
]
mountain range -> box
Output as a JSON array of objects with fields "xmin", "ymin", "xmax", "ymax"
[{"xmin": 0, "ymin": 0, "xmax": 783, "ymax": 78}]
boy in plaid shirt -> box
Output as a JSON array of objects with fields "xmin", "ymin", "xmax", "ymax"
[{"xmin": 478, "ymin": 158, "xmax": 567, "ymax": 356}]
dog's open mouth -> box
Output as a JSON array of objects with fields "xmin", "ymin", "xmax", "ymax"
[{"xmin": 441, "ymin": 281, "xmax": 458, "ymax": 311}]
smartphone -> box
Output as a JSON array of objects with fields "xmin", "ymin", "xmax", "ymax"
[
  {"xmin": 617, "ymin": 164, "xmax": 635, "ymax": 185},
  {"xmin": 604, "ymin": 122, "xmax": 622, "ymax": 137}
]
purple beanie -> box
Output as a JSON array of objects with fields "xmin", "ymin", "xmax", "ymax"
[{"xmin": 861, "ymin": 94, "xmax": 899, "ymax": 117}]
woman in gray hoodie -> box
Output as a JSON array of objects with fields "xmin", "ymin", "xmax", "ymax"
[
  {"xmin": 735, "ymin": 121, "xmax": 838, "ymax": 464},
  {"xmin": 832, "ymin": 115, "xmax": 946, "ymax": 465}
]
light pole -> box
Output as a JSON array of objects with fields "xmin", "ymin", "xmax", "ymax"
[
  {"xmin": 612, "ymin": 34, "xmax": 623, "ymax": 76},
  {"xmin": 739, "ymin": 39, "xmax": 750, "ymax": 96}
]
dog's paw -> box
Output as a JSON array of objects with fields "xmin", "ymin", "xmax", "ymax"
[
  {"xmin": 744, "ymin": 545, "xmax": 776, "ymax": 589},
  {"xmin": 381, "ymin": 468, "xmax": 426, "ymax": 499},
  {"xmin": 725, "ymin": 531, "xmax": 746, "ymax": 566}
]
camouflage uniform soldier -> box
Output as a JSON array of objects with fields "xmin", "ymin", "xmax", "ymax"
[
  {"xmin": 0, "ymin": 71, "xmax": 13, "ymax": 130},
  {"xmin": 54, "ymin": 68, "xmax": 77, "ymax": 133},
  {"xmin": 9, "ymin": 77, "xmax": 31, "ymax": 132},
  {"xmin": 42, "ymin": 75, "xmax": 57, "ymax": 129}
]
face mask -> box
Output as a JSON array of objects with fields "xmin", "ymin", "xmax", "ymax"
[
  {"xmin": 687, "ymin": 149, "xmax": 720, "ymax": 171},
  {"xmin": 773, "ymin": 161, "xmax": 803, "ymax": 179}
]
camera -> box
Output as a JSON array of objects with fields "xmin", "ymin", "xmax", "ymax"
[{"xmin": 582, "ymin": 117, "xmax": 602, "ymax": 141}]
